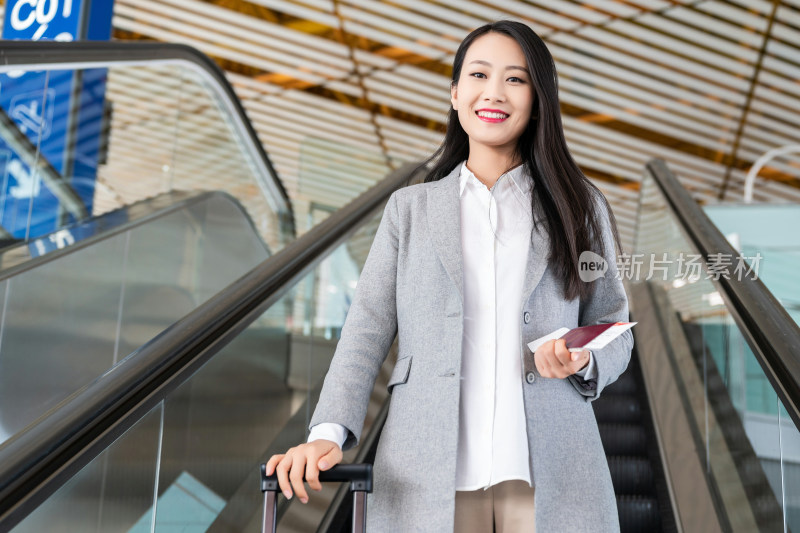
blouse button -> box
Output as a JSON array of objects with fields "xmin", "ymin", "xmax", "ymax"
[
  {"xmin": 525, "ymin": 372, "xmax": 535, "ymax": 384},
  {"xmin": 523, "ymin": 311, "xmax": 531, "ymax": 324}
]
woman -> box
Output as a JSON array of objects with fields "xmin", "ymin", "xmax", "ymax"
[{"xmin": 267, "ymin": 20, "xmax": 632, "ymax": 532}]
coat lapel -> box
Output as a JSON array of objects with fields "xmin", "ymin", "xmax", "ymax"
[
  {"xmin": 522, "ymin": 216, "xmax": 551, "ymax": 304},
  {"xmin": 427, "ymin": 165, "xmax": 464, "ymax": 301},
  {"xmin": 426, "ymin": 163, "xmax": 552, "ymax": 305}
]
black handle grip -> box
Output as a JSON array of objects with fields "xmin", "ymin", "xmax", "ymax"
[{"xmin": 260, "ymin": 462, "xmax": 372, "ymax": 493}]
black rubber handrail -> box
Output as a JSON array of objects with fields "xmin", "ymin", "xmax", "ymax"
[
  {"xmin": 645, "ymin": 158, "xmax": 800, "ymax": 430},
  {"xmin": 0, "ymin": 40, "xmax": 294, "ymax": 236},
  {"xmin": 0, "ymin": 161, "xmax": 424, "ymax": 531}
]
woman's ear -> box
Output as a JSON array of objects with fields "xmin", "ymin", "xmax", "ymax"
[{"xmin": 450, "ymin": 81, "xmax": 458, "ymax": 110}]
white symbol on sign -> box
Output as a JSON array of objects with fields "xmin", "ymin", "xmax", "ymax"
[
  {"xmin": 10, "ymin": 0, "xmax": 74, "ymax": 38},
  {"xmin": 9, "ymin": 89, "xmax": 55, "ymax": 139},
  {"xmin": 7, "ymin": 158, "xmax": 41, "ymax": 199},
  {"xmin": 33, "ymin": 239, "xmax": 46, "ymax": 256},
  {"xmin": 49, "ymin": 228, "xmax": 75, "ymax": 248}
]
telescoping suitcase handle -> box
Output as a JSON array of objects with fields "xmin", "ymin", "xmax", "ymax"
[{"xmin": 260, "ymin": 462, "xmax": 373, "ymax": 533}]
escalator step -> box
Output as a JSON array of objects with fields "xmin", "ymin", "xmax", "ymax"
[
  {"xmin": 599, "ymin": 424, "xmax": 648, "ymax": 457},
  {"xmin": 605, "ymin": 370, "xmax": 638, "ymax": 395},
  {"xmin": 617, "ymin": 495, "xmax": 661, "ymax": 533},
  {"xmin": 593, "ymin": 394, "xmax": 642, "ymax": 424},
  {"xmin": 608, "ymin": 456, "xmax": 655, "ymax": 495}
]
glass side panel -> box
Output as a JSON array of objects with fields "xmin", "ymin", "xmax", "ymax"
[
  {"xmin": 704, "ymin": 204, "xmax": 800, "ymax": 325},
  {"xmin": 157, "ymin": 208, "xmax": 387, "ymax": 532},
  {"xmin": 0, "ymin": 67, "xmax": 49, "ymax": 241},
  {"xmin": 11, "ymin": 402, "xmax": 164, "ymax": 533},
  {"xmin": 0, "ymin": 193, "xmax": 268, "ymax": 446},
  {"xmin": 635, "ymin": 170, "xmax": 798, "ymax": 531},
  {"xmin": 10, "ymin": 205, "xmax": 392, "ymax": 532},
  {"xmin": 0, "ymin": 60, "xmax": 289, "ymax": 255}
]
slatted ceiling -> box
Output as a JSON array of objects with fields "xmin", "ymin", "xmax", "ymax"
[
  {"xmin": 280, "ymin": 88, "xmax": 375, "ymax": 120},
  {"xmin": 299, "ymin": 153, "xmax": 390, "ymax": 184},
  {"xmin": 752, "ymin": 81, "xmax": 800, "ymax": 118},
  {"xmin": 297, "ymin": 168, "xmax": 384, "ymax": 200},
  {"xmin": 364, "ymin": 73, "xmax": 443, "ymax": 105},
  {"xmin": 382, "ymin": 138, "xmax": 438, "ymax": 163},
  {"xmin": 738, "ymin": 176, "xmax": 800, "ymax": 204},
  {"xmin": 363, "ymin": 93, "xmax": 445, "ymax": 123},
  {"xmin": 375, "ymin": 114, "xmax": 443, "ymax": 144},
  {"xmin": 93, "ymin": 63, "xmax": 285, "ymax": 249},
  {"xmin": 343, "ymin": 0, "xmax": 458, "ymax": 38},
  {"xmin": 363, "ymin": 71, "xmax": 447, "ymax": 105},
  {"xmin": 255, "ymin": 123, "xmax": 380, "ymax": 154},
  {"xmin": 608, "ymin": 204, "xmax": 639, "ymax": 229},
  {"xmin": 167, "ymin": 0, "xmax": 353, "ymax": 64},
  {"xmin": 758, "ymin": 64, "xmax": 799, "ymax": 96},
  {"xmin": 744, "ymin": 121, "xmax": 796, "ymax": 154},
  {"xmin": 253, "ymin": 100, "xmax": 376, "ymax": 141},
  {"xmin": 254, "ymin": 106, "xmax": 368, "ymax": 138},
  {"xmin": 245, "ymin": 108, "xmax": 371, "ymax": 147},
  {"xmin": 4, "ymin": 1, "xmax": 799, "ymax": 244}
]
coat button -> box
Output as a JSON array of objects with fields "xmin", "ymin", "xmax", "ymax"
[
  {"xmin": 525, "ymin": 372, "xmax": 535, "ymax": 384},
  {"xmin": 523, "ymin": 311, "xmax": 531, "ymax": 324}
]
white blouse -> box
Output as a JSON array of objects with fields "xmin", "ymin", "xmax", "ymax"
[{"xmin": 308, "ymin": 161, "xmax": 596, "ymax": 491}]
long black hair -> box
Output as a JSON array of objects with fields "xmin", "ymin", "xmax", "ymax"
[{"xmin": 422, "ymin": 20, "xmax": 622, "ymax": 301}]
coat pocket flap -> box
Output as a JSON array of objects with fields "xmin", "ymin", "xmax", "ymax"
[{"xmin": 387, "ymin": 356, "xmax": 412, "ymax": 394}]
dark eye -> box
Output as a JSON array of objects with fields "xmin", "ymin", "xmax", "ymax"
[
  {"xmin": 469, "ymin": 72, "xmax": 486, "ymax": 79},
  {"xmin": 508, "ymin": 76, "xmax": 526, "ymax": 83}
]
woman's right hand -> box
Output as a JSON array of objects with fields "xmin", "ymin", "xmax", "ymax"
[{"xmin": 265, "ymin": 440, "xmax": 343, "ymax": 504}]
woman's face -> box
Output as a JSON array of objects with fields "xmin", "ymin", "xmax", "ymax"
[{"xmin": 451, "ymin": 32, "xmax": 534, "ymax": 157}]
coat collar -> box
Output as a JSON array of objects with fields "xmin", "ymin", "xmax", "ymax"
[{"xmin": 426, "ymin": 164, "xmax": 550, "ymax": 305}]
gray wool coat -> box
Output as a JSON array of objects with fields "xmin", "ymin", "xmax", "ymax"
[{"xmin": 309, "ymin": 165, "xmax": 633, "ymax": 532}]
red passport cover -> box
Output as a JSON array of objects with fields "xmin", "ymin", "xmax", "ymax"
[{"xmin": 560, "ymin": 323, "xmax": 616, "ymax": 349}]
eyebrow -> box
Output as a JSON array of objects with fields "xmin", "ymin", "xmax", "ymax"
[{"xmin": 468, "ymin": 60, "xmax": 530, "ymax": 75}]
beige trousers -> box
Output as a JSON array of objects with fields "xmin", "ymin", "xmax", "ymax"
[{"xmin": 453, "ymin": 480, "xmax": 536, "ymax": 532}]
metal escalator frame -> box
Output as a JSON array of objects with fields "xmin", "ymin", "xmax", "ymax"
[
  {"xmin": 0, "ymin": 161, "xmax": 424, "ymax": 531},
  {"xmin": 0, "ymin": 40, "xmax": 295, "ymax": 239},
  {"xmin": 0, "ymin": 189, "xmax": 258, "ymax": 279},
  {"xmin": 645, "ymin": 158, "xmax": 800, "ymax": 431}
]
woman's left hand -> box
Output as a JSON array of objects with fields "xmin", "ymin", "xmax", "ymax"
[{"xmin": 533, "ymin": 339, "xmax": 590, "ymax": 378}]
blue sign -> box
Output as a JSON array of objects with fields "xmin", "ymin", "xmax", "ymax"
[{"xmin": 0, "ymin": 0, "xmax": 115, "ymax": 242}]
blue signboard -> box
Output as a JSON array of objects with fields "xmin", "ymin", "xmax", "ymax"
[{"xmin": 0, "ymin": 0, "xmax": 115, "ymax": 249}]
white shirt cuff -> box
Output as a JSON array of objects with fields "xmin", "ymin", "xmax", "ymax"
[
  {"xmin": 574, "ymin": 350, "xmax": 597, "ymax": 380},
  {"xmin": 308, "ymin": 422, "xmax": 347, "ymax": 449}
]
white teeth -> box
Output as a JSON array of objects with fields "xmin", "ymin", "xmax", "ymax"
[{"xmin": 477, "ymin": 111, "xmax": 509, "ymax": 119}]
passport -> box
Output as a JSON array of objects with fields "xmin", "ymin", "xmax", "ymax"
[{"xmin": 527, "ymin": 322, "xmax": 636, "ymax": 353}]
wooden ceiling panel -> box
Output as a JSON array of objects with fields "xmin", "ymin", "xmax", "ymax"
[{"xmin": 4, "ymin": 0, "xmax": 795, "ymax": 241}]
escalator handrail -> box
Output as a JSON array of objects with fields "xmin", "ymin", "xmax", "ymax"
[
  {"xmin": 0, "ymin": 40, "xmax": 293, "ymax": 234},
  {"xmin": 0, "ymin": 161, "xmax": 424, "ymax": 531},
  {"xmin": 0, "ymin": 190, "xmax": 258, "ymax": 280},
  {"xmin": 645, "ymin": 157, "xmax": 800, "ymax": 429}
]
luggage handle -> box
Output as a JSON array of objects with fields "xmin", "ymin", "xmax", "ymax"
[{"xmin": 260, "ymin": 463, "xmax": 373, "ymax": 533}]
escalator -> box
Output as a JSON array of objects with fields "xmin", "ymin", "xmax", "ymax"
[
  {"xmin": 0, "ymin": 190, "xmax": 274, "ymax": 447},
  {"xmin": 0, "ymin": 43, "xmax": 799, "ymax": 533},
  {"xmin": 0, "ymin": 40, "xmax": 407, "ymax": 533},
  {"xmin": 0, "ymin": 158, "xmax": 420, "ymax": 532},
  {"xmin": 3, "ymin": 154, "xmax": 797, "ymax": 532},
  {"xmin": 0, "ymin": 42, "xmax": 297, "ymax": 464}
]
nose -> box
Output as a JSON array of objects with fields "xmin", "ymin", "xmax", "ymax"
[{"xmin": 482, "ymin": 76, "xmax": 506, "ymax": 102}]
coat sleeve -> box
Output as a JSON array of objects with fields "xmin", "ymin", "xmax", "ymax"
[
  {"xmin": 568, "ymin": 192, "xmax": 633, "ymax": 402},
  {"xmin": 308, "ymin": 192, "xmax": 400, "ymax": 450}
]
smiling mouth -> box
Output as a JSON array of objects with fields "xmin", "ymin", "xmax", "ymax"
[{"xmin": 476, "ymin": 110, "xmax": 509, "ymax": 122}]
